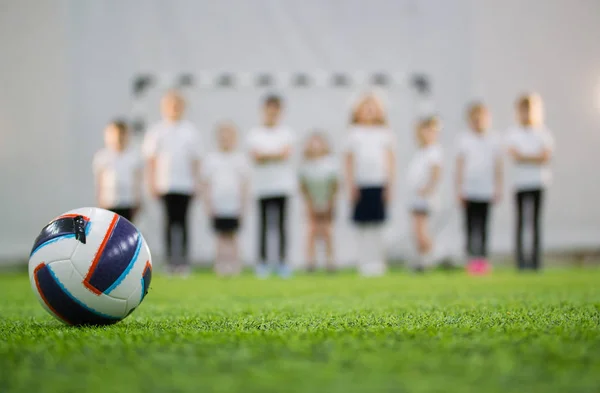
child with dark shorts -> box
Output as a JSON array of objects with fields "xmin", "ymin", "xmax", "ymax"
[{"xmin": 202, "ymin": 122, "xmax": 248, "ymax": 276}]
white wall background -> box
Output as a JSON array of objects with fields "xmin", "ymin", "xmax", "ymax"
[{"xmin": 1, "ymin": 0, "xmax": 599, "ymax": 265}]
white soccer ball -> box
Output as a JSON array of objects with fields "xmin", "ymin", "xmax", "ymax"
[{"xmin": 28, "ymin": 207, "xmax": 152, "ymax": 325}]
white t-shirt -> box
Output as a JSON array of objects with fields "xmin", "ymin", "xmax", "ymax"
[
  {"xmin": 246, "ymin": 125, "xmax": 296, "ymax": 197},
  {"xmin": 93, "ymin": 148, "xmax": 143, "ymax": 208},
  {"xmin": 456, "ymin": 131, "xmax": 502, "ymax": 201},
  {"xmin": 142, "ymin": 120, "xmax": 202, "ymax": 195},
  {"xmin": 299, "ymin": 156, "xmax": 338, "ymax": 212},
  {"xmin": 406, "ymin": 144, "xmax": 443, "ymax": 208},
  {"xmin": 202, "ymin": 151, "xmax": 248, "ymax": 217},
  {"xmin": 345, "ymin": 126, "xmax": 394, "ymax": 187},
  {"xmin": 505, "ymin": 126, "xmax": 555, "ymax": 191}
]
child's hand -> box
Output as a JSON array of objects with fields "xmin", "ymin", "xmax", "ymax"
[
  {"xmin": 508, "ymin": 147, "xmax": 521, "ymax": 160},
  {"xmin": 456, "ymin": 193, "xmax": 466, "ymax": 207},
  {"xmin": 383, "ymin": 186, "xmax": 392, "ymax": 203},
  {"xmin": 350, "ymin": 186, "xmax": 360, "ymax": 204},
  {"xmin": 493, "ymin": 189, "xmax": 503, "ymax": 204},
  {"xmin": 150, "ymin": 182, "xmax": 161, "ymax": 199}
]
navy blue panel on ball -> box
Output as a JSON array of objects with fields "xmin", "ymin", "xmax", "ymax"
[
  {"xmin": 30, "ymin": 217, "xmax": 90, "ymax": 256},
  {"xmin": 87, "ymin": 217, "xmax": 141, "ymax": 294},
  {"xmin": 34, "ymin": 264, "xmax": 120, "ymax": 326}
]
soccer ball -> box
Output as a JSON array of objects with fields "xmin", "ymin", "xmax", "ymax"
[{"xmin": 28, "ymin": 207, "xmax": 152, "ymax": 325}]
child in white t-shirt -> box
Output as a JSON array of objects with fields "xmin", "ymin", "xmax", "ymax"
[
  {"xmin": 247, "ymin": 94, "xmax": 296, "ymax": 278},
  {"xmin": 142, "ymin": 91, "xmax": 202, "ymax": 274},
  {"xmin": 506, "ymin": 93, "xmax": 554, "ymax": 270},
  {"xmin": 455, "ymin": 103, "xmax": 503, "ymax": 275},
  {"xmin": 406, "ymin": 117, "xmax": 443, "ymax": 272},
  {"xmin": 93, "ymin": 120, "xmax": 143, "ymax": 222},
  {"xmin": 345, "ymin": 93, "xmax": 395, "ymax": 276},
  {"xmin": 202, "ymin": 122, "xmax": 248, "ymax": 276},
  {"xmin": 299, "ymin": 132, "xmax": 339, "ymax": 273}
]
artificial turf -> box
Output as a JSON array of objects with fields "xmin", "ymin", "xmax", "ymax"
[{"xmin": 1, "ymin": 268, "xmax": 599, "ymax": 393}]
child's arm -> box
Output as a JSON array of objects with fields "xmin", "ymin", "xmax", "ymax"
[
  {"xmin": 419, "ymin": 164, "xmax": 442, "ymax": 197},
  {"xmin": 328, "ymin": 178, "xmax": 340, "ymax": 213},
  {"xmin": 509, "ymin": 147, "xmax": 552, "ymax": 164},
  {"xmin": 201, "ymin": 179, "xmax": 213, "ymax": 216},
  {"xmin": 455, "ymin": 153, "xmax": 465, "ymax": 204},
  {"xmin": 240, "ymin": 176, "xmax": 249, "ymax": 219},
  {"xmin": 146, "ymin": 157, "xmax": 160, "ymax": 198},
  {"xmin": 344, "ymin": 152, "xmax": 358, "ymax": 203},
  {"xmin": 192, "ymin": 158, "xmax": 201, "ymax": 197},
  {"xmin": 384, "ymin": 146, "xmax": 395, "ymax": 202},
  {"xmin": 252, "ymin": 145, "xmax": 291, "ymax": 163},
  {"xmin": 94, "ymin": 169, "xmax": 104, "ymax": 208},
  {"xmin": 134, "ymin": 166, "xmax": 143, "ymax": 209},
  {"xmin": 92, "ymin": 153, "xmax": 104, "ymax": 208},
  {"xmin": 300, "ymin": 178, "xmax": 314, "ymax": 214},
  {"xmin": 142, "ymin": 130, "xmax": 161, "ymax": 199},
  {"xmin": 494, "ymin": 154, "xmax": 504, "ymax": 203}
]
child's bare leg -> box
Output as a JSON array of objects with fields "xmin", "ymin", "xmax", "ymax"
[
  {"xmin": 306, "ymin": 219, "xmax": 317, "ymax": 271},
  {"xmin": 215, "ymin": 235, "xmax": 227, "ymax": 276},
  {"xmin": 322, "ymin": 221, "xmax": 335, "ymax": 271},
  {"xmin": 228, "ymin": 233, "xmax": 241, "ymax": 275},
  {"xmin": 413, "ymin": 214, "xmax": 432, "ymax": 269}
]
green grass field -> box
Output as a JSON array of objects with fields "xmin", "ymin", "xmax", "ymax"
[{"xmin": 1, "ymin": 269, "xmax": 599, "ymax": 393}]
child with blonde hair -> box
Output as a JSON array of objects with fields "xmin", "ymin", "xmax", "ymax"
[
  {"xmin": 345, "ymin": 93, "xmax": 395, "ymax": 276},
  {"xmin": 506, "ymin": 93, "xmax": 554, "ymax": 270},
  {"xmin": 455, "ymin": 103, "xmax": 503, "ymax": 275},
  {"xmin": 202, "ymin": 122, "xmax": 248, "ymax": 276},
  {"xmin": 299, "ymin": 132, "xmax": 339, "ymax": 272},
  {"xmin": 406, "ymin": 116, "xmax": 443, "ymax": 272}
]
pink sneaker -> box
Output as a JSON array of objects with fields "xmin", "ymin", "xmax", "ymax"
[
  {"xmin": 467, "ymin": 259, "xmax": 479, "ymax": 275},
  {"xmin": 479, "ymin": 258, "xmax": 491, "ymax": 275},
  {"xmin": 467, "ymin": 258, "xmax": 491, "ymax": 276}
]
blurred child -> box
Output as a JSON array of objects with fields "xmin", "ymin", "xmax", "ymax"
[
  {"xmin": 143, "ymin": 91, "xmax": 202, "ymax": 275},
  {"xmin": 345, "ymin": 93, "xmax": 395, "ymax": 276},
  {"xmin": 202, "ymin": 122, "xmax": 248, "ymax": 276},
  {"xmin": 93, "ymin": 119, "xmax": 142, "ymax": 222},
  {"xmin": 299, "ymin": 132, "xmax": 339, "ymax": 272},
  {"xmin": 506, "ymin": 93, "xmax": 554, "ymax": 270},
  {"xmin": 455, "ymin": 103, "xmax": 503, "ymax": 275},
  {"xmin": 247, "ymin": 94, "xmax": 296, "ymax": 278},
  {"xmin": 406, "ymin": 117, "xmax": 443, "ymax": 272}
]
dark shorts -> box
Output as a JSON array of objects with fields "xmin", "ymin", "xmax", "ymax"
[
  {"xmin": 352, "ymin": 187, "xmax": 386, "ymax": 224},
  {"xmin": 212, "ymin": 217, "xmax": 240, "ymax": 234}
]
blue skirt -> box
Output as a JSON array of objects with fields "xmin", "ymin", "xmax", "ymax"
[{"xmin": 352, "ymin": 187, "xmax": 386, "ymax": 224}]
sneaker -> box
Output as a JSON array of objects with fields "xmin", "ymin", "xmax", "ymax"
[
  {"xmin": 277, "ymin": 264, "xmax": 292, "ymax": 279},
  {"xmin": 467, "ymin": 258, "xmax": 491, "ymax": 276},
  {"xmin": 479, "ymin": 258, "xmax": 492, "ymax": 275},
  {"xmin": 255, "ymin": 263, "xmax": 270, "ymax": 279}
]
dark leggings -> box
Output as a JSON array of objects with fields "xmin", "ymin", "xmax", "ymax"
[
  {"xmin": 162, "ymin": 193, "xmax": 192, "ymax": 266},
  {"xmin": 109, "ymin": 207, "xmax": 136, "ymax": 223},
  {"xmin": 515, "ymin": 189, "xmax": 544, "ymax": 270},
  {"xmin": 258, "ymin": 196, "xmax": 287, "ymax": 265},
  {"xmin": 464, "ymin": 200, "xmax": 491, "ymax": 258}
]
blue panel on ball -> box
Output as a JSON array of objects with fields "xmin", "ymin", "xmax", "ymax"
[
  {"xmin": 87, "ymin": 217, "xmax": 141, "ymax": 294},
  {"xmin": 30, "ymin": 217, "xmax": 91, "ymax": 256},
  {"xmin": 34, "ymin": 263, "xmax": 120, "ymax": 326},
  {"xmin": 141, "ymin": 261, "xmax": 152, "ymax": 302}
]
